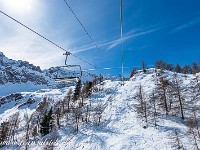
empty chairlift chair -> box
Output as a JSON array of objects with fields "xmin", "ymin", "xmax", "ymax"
[{"xmin": 54, "ymin": 52, "xmax": 82, "ymax": 82}]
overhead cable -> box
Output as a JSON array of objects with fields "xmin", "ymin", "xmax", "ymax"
[
  {"xmin": 120, "ymin": 0, "xmax": 125, "ymax": 81},
  {"xmin": 63, "ymin": 0, "xmax": 101, "ymax": 51},
  {"xmin": 0, "ymin": 10, "xmax": 97, "ymax": 69}
]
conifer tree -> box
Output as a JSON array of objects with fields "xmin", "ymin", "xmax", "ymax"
[
  {"xmin": 174, "ymin": 64, "xmax": 182, "ymax": 73},
  {"xmin": 40, "ymin": 108, "xmax": 53, "ymax": 136},
  {"xmin": 73, "ymin": 80, "xmax": 82, "ymax": 102},
  {"xmin": 82, "ymin": 81, "xmax": 93, "ymax": 98},
  {"xmin": 183, "ymin": 65, "xmax": 189, "ymax": 75},
  {"xmin": 192, "ymin": 62, "xmax": 199, "ymax": 74}
]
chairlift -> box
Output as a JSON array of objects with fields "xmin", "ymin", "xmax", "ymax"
[{"xmin": 54, "ymin": 52, "xmax": 82, "ymax": 82}]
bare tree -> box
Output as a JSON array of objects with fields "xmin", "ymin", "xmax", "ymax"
[
  {"xmin": 174, "ymin": 64, "xmax": 182, "ymax": 73},
  {"xmin": 141, "ymin": 60, "xmax": 146, "ymax": 73},
  {"xmin": 187, "ymin": 118, "xmax": 200, "ymax": 150},
  {"xmin": 171, "ymin": 130, "xmax": 183, "ymax": 149},
  {"xmin": 0, "ymin": 121, "xmax": 10, "ymax": 147},
  {"xmin": 66, "ymin": 88, "xmax": 73, "ymax": 112},
  {"xmin": 135, "ymin": 84, "xmax": 148, "ymax": 127},
  {"xmin": 192, "ymin": 62, "xmax": 199, "ymax": 74},
  {"xmin": 53, "ymin": 106, "xmax": 62, "ymax": 129},
  {"xmin": 155, "ymin": 77, "xmax": 170, "ymax": 116},
  {"xmin": 71, "ymin": 105, "xmax": 81, "ymax": 133},
  {"xmin": 190, "ymin": 107, "xmax": 200, "ymax": 139},
  {"xmin": 94, "ymin": 103, "xmax": 104, "ymax": 126},
  {"xmin": 166, "ymin": 63, "xmax": 174, "ymax": 71},
  {"xmin": 130, "ymin": 68, "xmax": 137, "ymax": 78},
  {"xmin": 85, "ymin": 105, "xmax": 91, "ymax": 123},
  {"xmin": 193, "ymin": 76, "xmax": 200, "ymax": 93},
  {"xmin": 183, "ymin": 65, "xmax": 189, "ymax": 75},
  {"xmin": 9, "ymin": 112, "xmax": 20, "ymax": 142},
  {"xmin": 171, "ymin": 74, "xmax": 185, "ymax": 119},
  {"xmin": 24, "ymin": 112, "xmax": 32, "ymax": 150},
  {"xmin": 154, "ymin": 60, "xmax": 167, "ymax": 71},
  {"xmin": 149, "ymin": 91, "xmax": 158, "ymax": 127}
]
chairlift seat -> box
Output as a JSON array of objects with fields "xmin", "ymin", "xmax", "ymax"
[
  {"xmin": 54, "ymin": 77, "xmax": 80, "ymax": 82},
  {"xmin": 54, "ymin": 52, "xmax": 82, "ymax": 83}
]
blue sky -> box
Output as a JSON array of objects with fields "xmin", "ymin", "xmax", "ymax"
[{"xmin": 0, "ymin": 0, "xmax": 200, "ymax": 76}]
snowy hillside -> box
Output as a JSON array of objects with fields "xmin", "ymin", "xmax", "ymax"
[{"xmin": 1, "ymin": 69, "xmax": 200, "ymax": 149}]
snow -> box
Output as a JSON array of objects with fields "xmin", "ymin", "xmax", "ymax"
[
  {"xmin": 0, "ymin": 82, "xmax": 48, "ymax": 96},
  {"xmin": 0, "ymin": 69, "xmax": 199, "ymax": 149}
]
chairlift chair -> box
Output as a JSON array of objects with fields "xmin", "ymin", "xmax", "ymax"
[{"xmin": 54, "ymin": 52, "xmax": 82, "ymax": 82}]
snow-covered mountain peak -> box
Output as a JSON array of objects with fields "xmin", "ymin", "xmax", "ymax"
[
  {"xmin": 0, "ymin": 51, "xmax": 5, "ymax": 57},
  {"xmin": 0, "ymin": 52, "xmax": 100, "ymax": 96}
]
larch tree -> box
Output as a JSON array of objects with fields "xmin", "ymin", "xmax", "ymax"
[
  {"xmin": 149, "ymin": 91, "xmax": 158, "ymax": 127},
  {"xmin": 155, "ymin": 77, "xmax": 170, "ymax": 116},
  {"xmin": 171, "ymin": 74, "xmax": 185, "ymax": 119},
  {"xmin": 174, "ymin": 64, "xmax": 182, "ymax": 73},
  {"xmin": 135, "ymin": 84, "xmax": 148, "ymax": 127},
  {"xmin": 141, "ymin": 60, "xmax": 147, "ymax": 73}
]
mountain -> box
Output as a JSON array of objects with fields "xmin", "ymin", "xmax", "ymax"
[
  {"xmin": 0, "ymin": 68, "xmax": 200, "ymax": 149},
  {"xmin": 0, "ymin": 52, "xmax": 97, "ymax": 96},
  {"xmin": 0, "ymin": 52, "xmax": 52, "ymax": 96},
  {"xmin": 0, "ymin": 52, "xmax": 47, "ymax": 84}
]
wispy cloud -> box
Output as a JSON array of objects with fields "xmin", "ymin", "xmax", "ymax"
[
  {"xmin": 82, "ymin": 65, "xmax": 154, "ymax": 72},
  {"xmin": 170, "ymin": 17, "xmax": 200, "ymax": 33},
  {"xmin": 70, "ymin": 25, "xmax": 165, "ymax": 53},
  {"xmin": 107, "ymin": 27, "xmax": 161, "ymax": 50}
]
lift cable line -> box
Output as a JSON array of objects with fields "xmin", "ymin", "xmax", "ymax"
[
  {"xmin": 0, "ymin": 10, "xmax": 97, "ymax": 69},
  {"xmin": 63, "ymin": 0, "xmax": 101, "ymax": 51},
  {"xmin": 120, "ymin": 0, "xmax": 125, "ymax": 81},
  {"xmin": 82, "ymin": 65, "xmax": 154, "ymax": 72}
]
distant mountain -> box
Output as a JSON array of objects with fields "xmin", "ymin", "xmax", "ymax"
[
  {"xmin": 0, "ymin": 52, "xmax": 48, "ymax": 85},
  {"xmin": 0, "ymin": 52, "xmax": 99, "ymax": 96}
]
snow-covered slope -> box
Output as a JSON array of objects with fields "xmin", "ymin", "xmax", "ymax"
[{"xmin": 0, "ymin": 69, "xmax": 200, "ymax": 149}]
